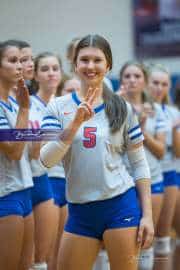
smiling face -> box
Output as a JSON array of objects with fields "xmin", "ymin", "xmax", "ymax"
[
  {"xmin": 0, "ymin": 46, "xmax": 22, "ymax": 85},
  {"xmin": 121, "ymin": 64, "xmax": 146, "ymax": 96},
  {"xmin": 148, "ymin": 71, "xmax": 170, "ymax": 103},
  {"xmin": 75, "ymin": 47, "xmax": 109, "ymax": 87},
  {"xmin": 20, "ymin": 47, "xmax": 34, "ymax": 80},
  {"xmin": 35, "ymin": 56, "xmax": 62, "ymax": 92}
]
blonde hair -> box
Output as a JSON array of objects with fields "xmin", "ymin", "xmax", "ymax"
[{"xmin": 147, "ymin": 63, "xmax": 171, "ymax": 104}]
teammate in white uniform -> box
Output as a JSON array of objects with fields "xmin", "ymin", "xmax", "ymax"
[
  {"xmin": 119, "ymin": 62, "xmax": 166, "ymax": 270},
  {"xmin": 0, "ymin": 40, "xmax": 34, "ymax": 270},
  {"xmin": 172, "ymin": 86, "xmax": 180, "ymax": 270},
  {"xmin": 29, "ymin": 52, "xmax": 65, "ymax": 270},
  {"xmin": 40, "ymin": 35, "xmax": 154, "ymax": 270},
  {"xmin": 147, "ymin": 65, "xmax": 179, "ymax": 262}
]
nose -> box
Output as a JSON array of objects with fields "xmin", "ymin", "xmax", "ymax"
[
  {"xmin": 87, "ymin": 60, "xmax": 95, "ymax": 69},
  {"xmin": 17, "ymin": 61, "xmax": 22, "ymax": 71}
]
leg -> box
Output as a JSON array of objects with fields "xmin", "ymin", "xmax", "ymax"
[
  {"xmin": 48, "ymin": 205, "xmax": 68, "ymax": 270},
  {"xmin": 33, "ymin": 199, "xmax": 58, "ymax": 263},
  {"xmin": 19, "ymin": 213, "xmax": 34, "ymax": 270},
  {"xmin": 152, "ymin": 194, "xmax": 164, "ymax": 233},
  {"xmin": 154, "ymin": 187, "xmax": 178, "ymax": 270},
  {"xmin": 156, "ymin": 186, "xmax": 178, "ymax": 237},
  {"xmin": 172, "ymin": 190, "xmax": 180, "ymax": 270},
  {"xmin": 0, "ymin": 215, "xmax": 24, "ymax": 270},
  {"xmin": 103, "ymin": 227, "xmax": 140, "ymax": 270},
  {"xmin": 57, "ymin": 231, "xmax": 101, "ymax": 270}
]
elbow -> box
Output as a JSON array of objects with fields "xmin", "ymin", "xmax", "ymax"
[{"xmin": 156, "ymin": 145, "xmax": 165, "ymax": 159}]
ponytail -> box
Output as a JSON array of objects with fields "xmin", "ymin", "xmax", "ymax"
[{"xmin": 103, "ymin": 85, "xmax": 127, "ymax": 133}]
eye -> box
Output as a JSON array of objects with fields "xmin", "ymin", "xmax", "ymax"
[
  {"xmin": 135, "ymin": 74, "xmax": 141, "ymax": 79},
  {"xmin": 124, "ymin": 74, "xmax": 130, "ymax": 79},
  {"xmin": 162, "ymin": 82, "xmax": 168, "ymax": 87},
  {"xmin": 94, "ymin": 58, "xmax": 101, "ymax": 63},
  {"xmin": 80, "ymin": 57, "xmax": 89, "ymax": 63},
  {"xmin": 40, "ymin": 66, "xmax": 49, "ymax": 72},
  {"xmin": 53, "ymin": 65, "xmax": 60, "ymax": 71},
  {"xmin": 152, "ymin": 80, "xmax": 159, "ymax": 86},
  {"xmin": 9, "ymin": 56, "xmax": 19, "ymax": 63},
  {"xmin": 20, "ymin": 57, "xmax": 28, "ymax": 63}
]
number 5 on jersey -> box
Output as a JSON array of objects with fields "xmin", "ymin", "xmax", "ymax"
[{"xmin": 83, "ymin": 127, "xmax": 97, "ymax": 148}]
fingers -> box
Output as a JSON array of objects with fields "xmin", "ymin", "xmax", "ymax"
[
  {"xmin": 88, "ymin": 87, "xmax": 99, "ymax": 106},
  {"xmin": 84, "ymin": 87, "xmax": 94, "ymax": 102},
  {"xmin": 84, "ymin": 87, "xmax": 99, "ymax": 106},
  {"xmin": 137, "ymin": 223, "xmax": 154, "ymax": 249}
]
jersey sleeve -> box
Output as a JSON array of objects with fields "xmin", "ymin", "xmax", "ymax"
[
  {"xmin": 155, "ymin": 104, "xmax": 167, "ymax": 134},
  {"xmin": 125, "ymin": 103, "xmax": 144, "ymax": 146},
  {"xmin": 0, "ymin": 106, "xmax": 10, "ymax": 129},
  {"xmin": 41, "ymin": 99, "xmax": 63, "ymax": 130}
]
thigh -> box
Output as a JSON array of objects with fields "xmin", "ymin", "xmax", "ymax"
[
  {"xmin": 173, "ymin": 191, "xmax": 180, "ymax": 235},
  {"xmin": 33, "ymin": 199, "xmax": 59, "ymax": 261},
  {"xmin": 57, "ymin": 231, "xmax": 101, "ymax": 270},
  {"xmin": 19, "ymin": 213, "xmax": 34, "ymax": 270},
  {"xmin": 103, "ymin": 227, "xmax": 140, "ymax": 270},
  {"xmin": 156, "ymin": 186, "xmax": 178, "ymax": 236},
  {"xmin": 0, "ymin": 215, "xmax": 24, "ymax": 270}
]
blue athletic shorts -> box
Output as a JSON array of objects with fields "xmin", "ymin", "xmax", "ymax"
[
  {"xmin": 151, "ymin": 182, "xmax": 164, "ymax": 194},
  {"xmin": 65, "ymin": 187, "xmax": 142, "ymax": 240},
  {"xmin": 163, "ymin": 171, "xmax": 178, "ymax": 187},
  {"xmin": 49, "ymin": 177, "xmax": 67, "ymax": 207},
  {"xmin": 31, "ymin": 174, "xmax": 53, "ymax": 207},
  {"xmin": 0, "ymin": 188, "xmax": 32, "ymax": 217},
  {"xmin": 177, "ymin": 173, "xmax": 180, "ymax": 188}
]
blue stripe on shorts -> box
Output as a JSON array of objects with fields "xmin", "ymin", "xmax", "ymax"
[
  {"xmin": 31, "ymin": 174, "xmax": 53, "ymax": 207},
  {"xmin": 0, "ymin": 188, "xmax": 32, "ymax": 217},
  {"xmin": 151, "ymin": 181, "xmax": 164, "ymax": 194},
  {"xmin": 49, "ymin": 177, "xmax": 67, "ymax": 207},
  {"xmin": 65, "ymin": 187, "xmax": 142, "ymax": 240},
  {"xmin": 163, "ymin": 171, "xmax": 178, "ymax": 187}
]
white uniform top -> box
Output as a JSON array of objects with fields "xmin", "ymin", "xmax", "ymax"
[
  {"xmin": 143, "ymin": 103, "xmax": 166, "ymax": 184},
  {"xmin": 30, "ymin": 95, "xmax": 65, "ymax": 178},
  {"xmin": 160, "ymin": 104, "xmax": 179, "ymax": 172},
  {"xmin": 175, "ymin": 115, "xmax": 180, "ymax": 173},
  {"xmin": 41, "ymin": 92, "xmax": 144, "ymax": 203},
  {"xmin": 123, "ymin": 103, "xmax": 166, "ymax": 185},
  {"xmin": 0, "ymin": 100, "xmax": 33, "ymax": 197}
]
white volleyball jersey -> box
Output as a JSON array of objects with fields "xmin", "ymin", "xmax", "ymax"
[
  {"xmin": 30, "ymin": 95, "xmax": 65, "ymax": 178},
  {"xmin": 144, "ymin": 103, "xmax": 166, "ymax": 184},
  {"xmin": 0, "ymin": 100, "xmax": 33, "ymax": 197},
  {"xmin": 175, "ymin": 123, "xmax": 180, "ymax": 173},
  {"xmin": 41, "ymin": 92, "xmax": 144, "ymax": 203},
  {"xmin": 160, "ymin": 104, "xmax": 179, "ymax": 172},
  {"xmin": 123, "ymin": 103, "xmax": 166, "ymax": 185}
]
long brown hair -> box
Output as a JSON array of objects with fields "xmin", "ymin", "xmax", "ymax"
[{"xmin": 73, "ymin": 34, "xmax": 127, "ymax": 133}]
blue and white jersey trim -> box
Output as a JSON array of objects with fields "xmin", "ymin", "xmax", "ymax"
[
  {"xmin": 0, "ymin": 116, "xmax": 9, "ymax": 128},
  {"xmin": 128, "ymin": 125, "xmax": 143, "ymax": 141},
  {"xmin": 41, "ymin": 115, "xmax": 62, "ymax": 129}
]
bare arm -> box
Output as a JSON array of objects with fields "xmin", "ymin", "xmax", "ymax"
[
  {"xmin": 0, "ymin": 79, "xmax": 29, "ymax": 160},
  {"xmin": 143, "ymin": 132, "xmax": 165, "ymax": 159}
]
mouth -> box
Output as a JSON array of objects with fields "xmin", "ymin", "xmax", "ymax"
[{"xmin": 84, "ymin": 72, "xmax": 98, "ymax": 79}]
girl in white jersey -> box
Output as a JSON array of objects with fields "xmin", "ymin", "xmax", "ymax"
[
  {"xmin": 172, "ymin": 85, "xmax": 180, "ymax": 270},
  {"xmin": 147, "ymin": 65, "xmax": 179, "ymax": 261},
  {"xmin": 29, "ymin": 52, "xmax": 64, "ymax": 270},
  {"xmin": 40, "ymin": 34, "xmax": 154, "ymax": 270},
  {"xmin": 0, "ymin": 40, "xmax": 34, "ymax": 270},
  {"xmin": 119, "ymin": 62, "xmax": 166, "ymax": 270}
]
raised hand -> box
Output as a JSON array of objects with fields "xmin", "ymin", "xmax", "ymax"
[
  {"xmin": 74, "ymin": 87, "xmax": 98, "ymax": 125},
  {"xmin": 15, "ymin": 78, "xmax": 30, "ymax": 109}
]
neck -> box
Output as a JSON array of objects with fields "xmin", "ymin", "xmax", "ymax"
[
  {"xmin": 127, "ymin": 92, "xmax": 142, "ymax": 106},
  {"xmin": 37, "ymin": 88, "xmax": 56, "ymax": 104},
  {"xmin": 0, "ymin": 80, "xmax": 13, "ymax": 102}
]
